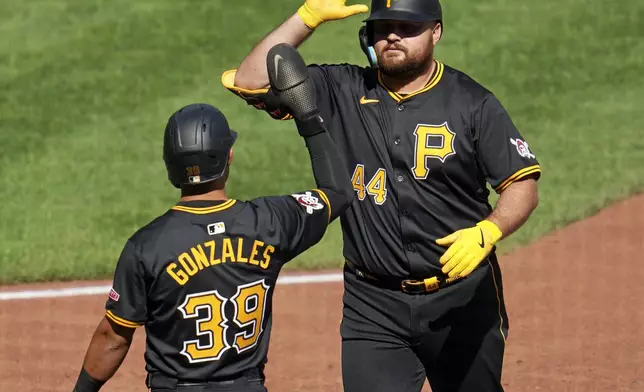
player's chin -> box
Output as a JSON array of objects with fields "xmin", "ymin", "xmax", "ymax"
[
  {"xmin": 378, "ymin": 55, "xmax": 407, "ymax": 71},
  {"xmin": 379, "ymin": 61, "xmax": 412, "ymax": 76}
]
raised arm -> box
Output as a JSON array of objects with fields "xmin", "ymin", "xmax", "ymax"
[
  {"xmin": 234, "ymin": 0, "xmax": 368, "ymax": 90},
  {"xmin": 235, "ymin": 15, "xmax": 312, "ymax": 90},
  {"xmin": 267, "ymin": 43, "xmax": 354, "ymax": 220}
]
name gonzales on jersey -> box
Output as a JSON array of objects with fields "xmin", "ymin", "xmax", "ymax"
[{"xmin": 167, "ymin": 237, "xmax": 275, "ymax": 285}]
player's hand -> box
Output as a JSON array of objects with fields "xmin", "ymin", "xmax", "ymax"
[
  {"xmin": 297, "ymin": 0, "xmax": 369, "ymax": 30},
  {"xmin": 435, "ymin": 220, "xmax": 503, "ymax": 279}
]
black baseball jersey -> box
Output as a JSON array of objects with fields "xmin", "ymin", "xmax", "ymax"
[
  {"xmin": 302, "ymin": 60, "xmax": 541, "ymax": 278},
  {"xmin": 104, "ymin": 190, "xmax": 331, "ymax": 381}
]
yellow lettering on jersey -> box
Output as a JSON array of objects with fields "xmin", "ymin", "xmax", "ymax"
[
  {"xmin": 178, "ymin": 253, "xmax": 199, "ymax": 276},
  {"xmin": 231, "ymin": 281, "xmax": 269, "ymax": 353},
  {"xmin": 179, "ymin": 291, "xmax": 229, "ymax": 362},
  {"xmin": 204, "ymin": 240, "xmax": 220, "ymax": 265},
  {"xmin": 167, "ymin": 262, "xmax": 189, "ymax": 285},
  {"xmin": 249, "ymin": 240, "xmax": 263, "ymax": 266},
  {"xmin": 352, "ymin": 164, "xmax": 388, "ymax": 205},
  {"xmin": 178, "ymin": 281, "xmax": 273, "ymax": 363},
  {"xmin": 412, "ymin": 122, "xmax": 456, "ymax": 180},
  {"xmin": 261, "ymin": 245, "xmax": 274, "ymax": 269},
  {"xmin": 351, "ymin": 164, "xmax": 367, "ymax": 201},
  {"xmin": 221, "ymin": 238, "xmax": 236, "ymax": 263},
  {"xmin": 191, "ymin": 244, "xmax": 210, "ymax": 270},
  {"xmin": 167, "ymin": 238, "xmax": 274, "ymax": 285},
  {"xmin": 366, "ymin": 168, "xmax": 387, "ymax": 205},
  {"xmin": 236, "ymin": 238, "xmax": 248, "ymax": 263}
]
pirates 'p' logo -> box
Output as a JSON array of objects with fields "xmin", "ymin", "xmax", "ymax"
[{"xmin": 411, "ymin": 122, "xmax": 457, "ymax": 180}]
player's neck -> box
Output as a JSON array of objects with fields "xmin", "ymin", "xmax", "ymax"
[
  {"xmin": 180, "ymin": 189, "xmax": 228, "ymax": 202},
  {"xmin": 381, "ymin": 58, "xmax": 436, "ymax": 95}
]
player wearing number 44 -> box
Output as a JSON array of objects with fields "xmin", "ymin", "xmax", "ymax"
[
  {"xmin": 223, "ymin": 0, "xmax": 542, "ymax": 390},
  {"xmin": 71, "ymin": 44, "xmax": 353, "ymax": 392}
]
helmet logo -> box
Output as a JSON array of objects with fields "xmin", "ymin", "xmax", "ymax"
[
  {"xmin": 386, "ymin": 0, "xmax": 398, "ymax": 8},
  {"xmin": 186, "ymin": 165, "xmax": 201, "ymax": 176},
  {"xmin": 186, "ymin": 165, "xmax": 202, "ymax": 184}
]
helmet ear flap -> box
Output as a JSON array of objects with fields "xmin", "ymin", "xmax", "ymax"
[{"xmin": 358, "ymin": 25, "xmax": 378, "ymax": 68}]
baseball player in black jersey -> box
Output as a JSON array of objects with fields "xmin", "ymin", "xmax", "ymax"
[
  {"xmin": 223, "ymin": 0, "xmax": 541, "ymax": 391},
  {"xmin": 72, "ymin": 44, "xmax": 353, "ymax": 392}
]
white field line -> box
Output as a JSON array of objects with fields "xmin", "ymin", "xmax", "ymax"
[{"xmin": 0, "ymin": 272, "xmax": 343, "ymax": 301}]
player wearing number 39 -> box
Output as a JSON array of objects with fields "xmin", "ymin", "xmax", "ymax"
[
  {"xmin": 71, "ymin": 45, "xmax": 353, "ymax": 392},
  {"xmin": 223, "ymin": 0, "xmax": 541, "ymax": 390}
]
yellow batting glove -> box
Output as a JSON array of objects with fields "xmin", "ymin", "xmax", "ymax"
[
  {"xmin": 297, "ymin": 0, "xmax": 369, "ymax": 30},
  {"xmin": 435, "ymin": 220, "xmax": 503, "ymax": 279}
]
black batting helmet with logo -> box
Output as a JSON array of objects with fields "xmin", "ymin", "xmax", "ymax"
[
  {"xmin": 358, "ymin": 0, "xmax": 443, "ymax": 67},
  {"xmin": 163, "ymin": 103, "xmax": 237, "ymax": 188},
  {"xmin": 365, "ymin": 0, "xmax": 442, "ymax": 24}
]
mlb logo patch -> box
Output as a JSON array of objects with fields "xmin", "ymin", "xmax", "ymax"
[
  {"xmin": 109, "ymin": 288, "xmax": 120, "ymax": 302},
  {"xmin": 207, "ymin": 222, "xmax": 226, "ymax": 235}
]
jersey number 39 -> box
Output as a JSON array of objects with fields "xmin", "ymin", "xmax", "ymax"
[{"xmin": 177, "ymin": 279, "xmax": 270, "ymax": 363}]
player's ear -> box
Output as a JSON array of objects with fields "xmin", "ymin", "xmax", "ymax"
[
  {"xmin": 228, "ymin": 148, "xmax": 234, "ymax": 165},
  {"xmin": 432, "ymin": 22, "xmax": 443, "ymax": 44}
]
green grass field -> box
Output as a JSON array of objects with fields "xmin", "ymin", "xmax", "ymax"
[{"xmin": 1, "ymin": 0, "xmax": 643, "ymax": 284}]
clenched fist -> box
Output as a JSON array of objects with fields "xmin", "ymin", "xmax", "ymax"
[{"xmin": 297, "ymin": 0, "xmax": 369, "ymax": 29}]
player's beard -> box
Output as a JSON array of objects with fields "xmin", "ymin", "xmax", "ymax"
[{"xmin": 378, "ymin": 43, "xmax": 434, "ymax": 79}]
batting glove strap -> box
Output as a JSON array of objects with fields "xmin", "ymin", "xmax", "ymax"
[
  {"xmin": 297, "ymin": 3, "xmax": 325, "ymax": 29},
  {"xmin": 477, "ymin": 220, "xmax": 503, "ymax": 244}
]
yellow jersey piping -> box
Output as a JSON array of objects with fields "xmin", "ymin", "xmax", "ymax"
[
  {"xmin": 312, "ymin": 188, "xmax": 332, "ymax": 223},
  {"xmin": 378, "ymin": 60, "xmax": 444, "ymax": 103},
  {"xmin": 171, "ymin": 200, "xmax": 237, "ymax": 215},
  {"xmin": 495, "ymin": 165, "xmax": 541, "ymax": 193},
  {"xmin": 105, "ymin": 310, "xmax": 143, "ymax": 329}
]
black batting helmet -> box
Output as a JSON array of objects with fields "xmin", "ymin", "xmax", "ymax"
[
  {"xmin": 364, "ymin": 0, "xmax": 442, "ymax": 24},
  {"xmin": 163, "ymin": 103, "xmax": 237, "ymax": 188},
  {"xmin": 359, "ymin": 0, "xmax": 443, "ymax": 67}
]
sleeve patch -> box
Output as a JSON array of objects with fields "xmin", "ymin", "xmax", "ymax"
[
  {"xmin": 108, "ymin": 288, "xmax": 120, "ymax": 302},
  {"xmin": 291, "ymin": 191, "xmax": 325, "ymax": 214},
  {"xmin": 510, "ymin": 138, "xmax": 536, "ymax": 159}
]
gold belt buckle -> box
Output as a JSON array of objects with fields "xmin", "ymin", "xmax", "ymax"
[{"xmin": 401, "ymin": 279, "xmax": 422, "ymax": 293}]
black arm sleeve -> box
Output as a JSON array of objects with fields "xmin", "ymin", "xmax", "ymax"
[
  {"xmin": 301, "ymin": 124, "xmax": 354, "ymax": 222},
  {"xmin": 250, "ymin": 107, "xmax": 354, "ymax": 261}
]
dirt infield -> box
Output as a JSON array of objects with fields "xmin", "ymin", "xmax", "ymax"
[{"xmin": 1, "ymin": 194, "xmax": 643, "ymax": 391}]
